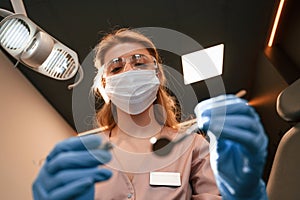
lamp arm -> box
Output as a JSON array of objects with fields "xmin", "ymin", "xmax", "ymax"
[
  {"xmin": 0, "ymin": 8, "xmax": 14, "ymax": 18},
  {"xmin": 10, "ymin": 0, "xmax": 27, "ymax": 17}
]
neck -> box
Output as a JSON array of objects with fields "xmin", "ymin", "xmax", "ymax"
[{"xmin": 114, "ymin": 105, "xmax": 163, "ymax": 139}]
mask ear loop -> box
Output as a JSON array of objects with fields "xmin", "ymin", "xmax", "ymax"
[
  {"xmin": 153, "ymin": 59, "xmax": 160, "ymax": 76},
  {"xmin": 93, "ymin": 67, "xmax": 110, "ymax": 103}
]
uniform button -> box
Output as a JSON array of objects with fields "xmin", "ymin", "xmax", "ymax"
[{"xmin": 127, "ymin": 193, "xmax": 132, "ymax": 198}]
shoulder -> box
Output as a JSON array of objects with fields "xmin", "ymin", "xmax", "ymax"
[
  {"xmin": 161, "ymin": 126, "xmax": 178, "ymax": 138},
  {"xmin": 192, "ymin": 133, "xmax": 209, "ymax": 146},
  {"xmin": 189, "ymin": 133, "xmax": 210, "ymax": 159}
]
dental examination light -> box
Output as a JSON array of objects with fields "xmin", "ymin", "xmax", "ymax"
[{"xmin": 0, "ymin": 9, "xmax": 83, "ymax": 89}]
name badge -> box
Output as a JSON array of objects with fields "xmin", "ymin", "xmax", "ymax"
[{"xmin": 150, "ymin": 172, "xmax": 181, "ymax": 186}]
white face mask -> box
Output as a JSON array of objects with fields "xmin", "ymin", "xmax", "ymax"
[{"xmin": 104, "ymin": 70, "xmax": 160, "ymax": 115}]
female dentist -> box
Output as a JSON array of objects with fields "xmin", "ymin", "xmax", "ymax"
[{"xmin": 32, "ymin": 28, "xmax": 268, "ymax": 200}]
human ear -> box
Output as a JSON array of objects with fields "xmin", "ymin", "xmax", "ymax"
[{"xmin": 101, "ymin": 77, "xmax": 106, "ymax": 88}]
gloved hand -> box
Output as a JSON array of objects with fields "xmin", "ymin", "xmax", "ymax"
[
  {"xmin": 194, "ymin": 95, "xmax": 268, "ymax": 200},
  {"xmin": 32, "ymin": 134, "xmax": 112, "ymax": 200}
]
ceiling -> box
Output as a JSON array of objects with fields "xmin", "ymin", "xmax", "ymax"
[{"xmin": 0, "ymin": 0, "xmax": 277, "ymax": 132}]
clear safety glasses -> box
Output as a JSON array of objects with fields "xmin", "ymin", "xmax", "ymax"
[{"xmin": 102, "ymin": 54, "xmax": 157, "ymax": 77}]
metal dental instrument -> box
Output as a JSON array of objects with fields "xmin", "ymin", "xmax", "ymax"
[{"xmin": 77, "ymin": 126, "xmax": 113, "ymax": 151}]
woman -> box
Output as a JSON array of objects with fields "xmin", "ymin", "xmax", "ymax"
[
  {"xmin": 91, "ymin": 28, "xmax": 221, "ymax": 199},
  {"xmin": 32, "ymin": 28, "xmax": 268, "ymax": 200}
]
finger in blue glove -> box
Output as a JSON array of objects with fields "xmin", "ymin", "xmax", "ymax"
[{"xmin": 32, "ymin": 134, "xmax": 112, "ymax": 200}]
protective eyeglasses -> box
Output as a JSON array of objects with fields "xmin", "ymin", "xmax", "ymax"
[{"xmin": 103, "ymin": 54, "xmax": 157, "ymax": 77}]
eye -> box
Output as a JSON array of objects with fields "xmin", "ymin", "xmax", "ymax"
[
  {"xmin": 134, "ymin": 62, "xmax": 147, "ymax": 67},
  {"xmin": 107, "ymin": 58, "xmax": 124, "ymax": 74},
  {"xmin": 110, "ymin": 67, "xmax": 123, "ymax": 74},
  {"xmin": 132, "ymin": 55, "xmax": 150, "ymax": 67}
]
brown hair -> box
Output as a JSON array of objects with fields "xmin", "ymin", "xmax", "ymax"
[{"xmin": 93, "ymin": 28, "xmax": 180, "ymax": 130}]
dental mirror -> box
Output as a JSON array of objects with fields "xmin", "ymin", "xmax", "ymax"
[{"xmin": 151, "ymin": 123, "xmax": 201, "ymax": 156}]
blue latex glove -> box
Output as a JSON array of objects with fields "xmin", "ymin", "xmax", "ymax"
[
  {"xmin": 32, "ymin": 134, "xmax": 112, "ymax": 200},
  {"xmin": 194, "ymin": 95, "xmax": 268, "ymax": 200}
]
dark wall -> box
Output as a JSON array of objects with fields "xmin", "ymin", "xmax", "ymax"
[
  {"xmin": 265, "ymin": 0, "xmax": 300, "ymax": 84},
  {"xmin": 250, "ymin": 53, "xmax": 291, "ymax": 182},
  {"xmin": 277, "ymin": 0, "xmax": 300, "ymax": 69}
]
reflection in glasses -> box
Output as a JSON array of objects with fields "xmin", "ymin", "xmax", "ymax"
[{"xmin": 103, "ymin": 54, "xmax": 157, "ymax": 77}]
